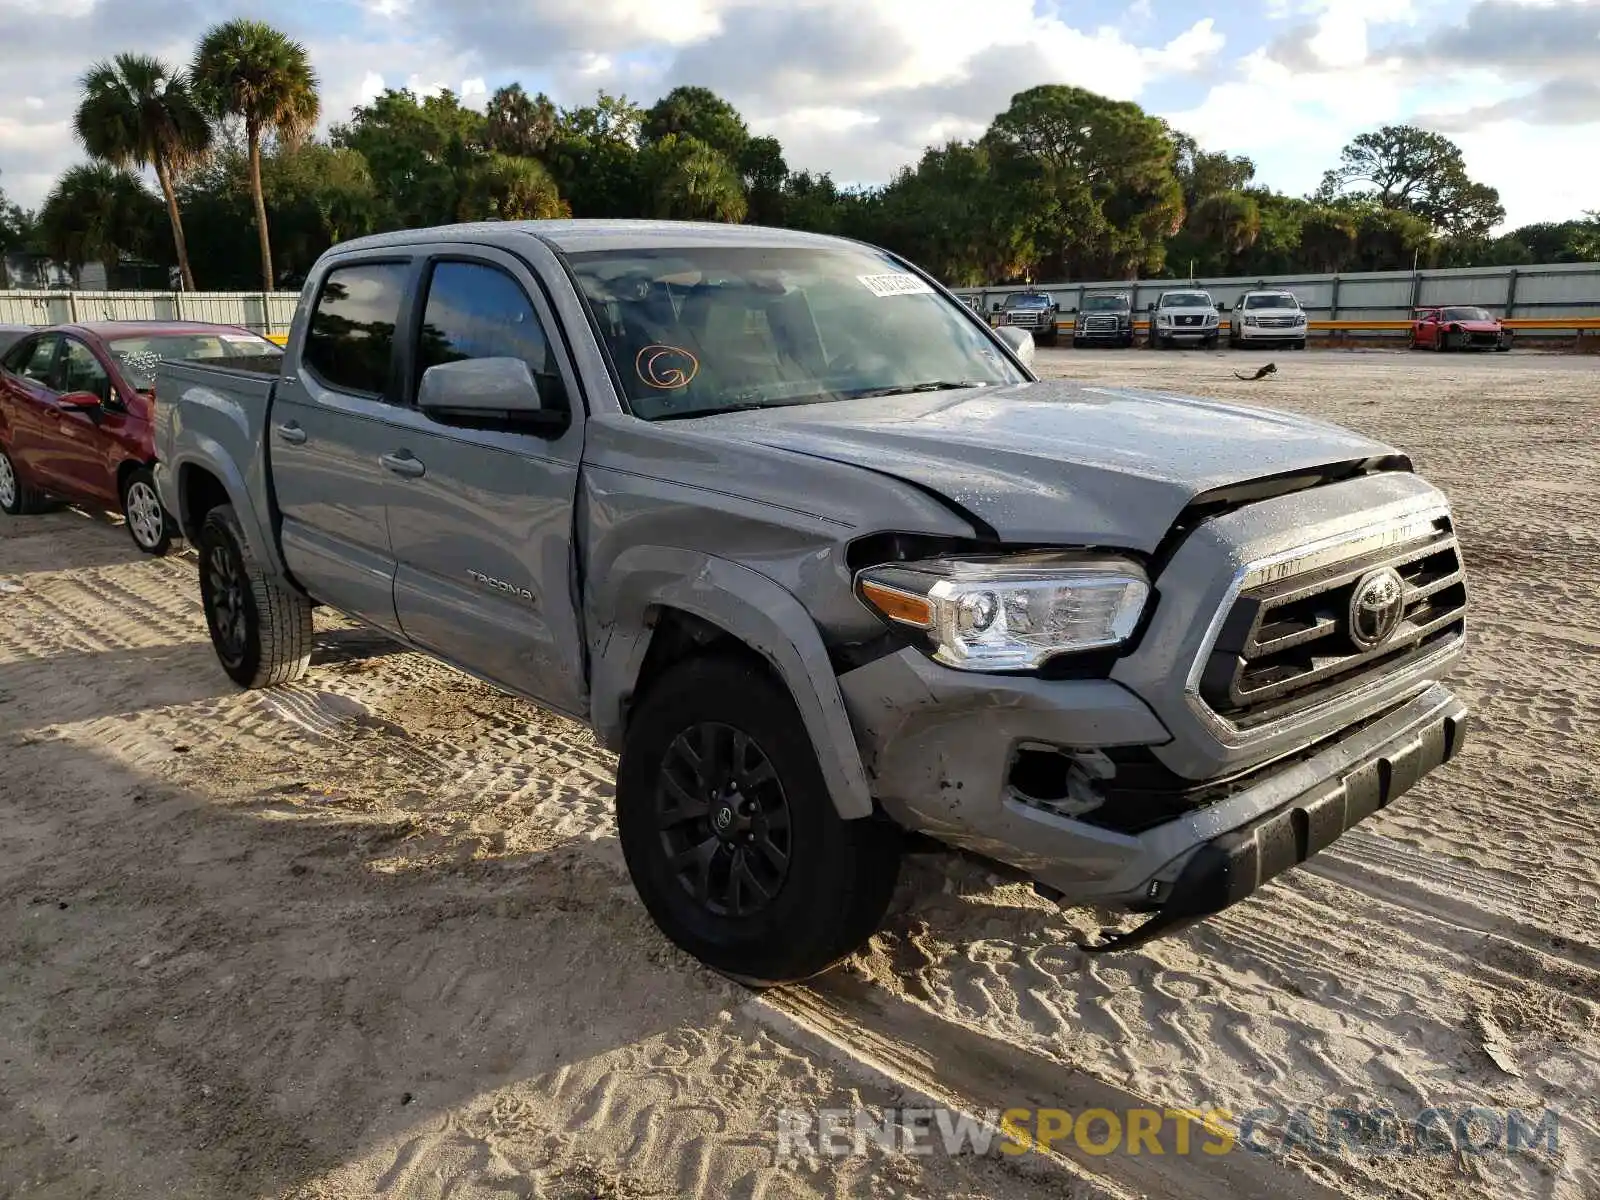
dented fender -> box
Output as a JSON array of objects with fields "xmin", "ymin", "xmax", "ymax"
[{"xmin": 587, "ymin": 544, "xmax": 875, "ymax": 820}]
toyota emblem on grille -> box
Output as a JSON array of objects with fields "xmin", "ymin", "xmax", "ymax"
[{"xmin": 1347, "ymin": 567, "xmax": 1406, "ymax": 650}]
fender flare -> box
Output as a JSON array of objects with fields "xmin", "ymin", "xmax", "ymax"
[
  {"xmin": 172, "ymin": 438, "xmax": 281, "ymax": 572},
  {"xmin": 589, "ymin": 545, "xmax": 875, "ymax": 820}
]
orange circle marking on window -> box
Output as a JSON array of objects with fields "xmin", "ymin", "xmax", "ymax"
[{"xmin": 636, "ymin": 344, "xmax": 699, "ymax": 389}]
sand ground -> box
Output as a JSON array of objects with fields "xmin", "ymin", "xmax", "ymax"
[{"xmin": 1, "ymin": 347, "xmax": 1596, "ymax": 1199}]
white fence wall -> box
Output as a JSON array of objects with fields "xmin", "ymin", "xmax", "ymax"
[
  {"xmin": 950, "ymin": 261, "xmax": 1600, "ymax": 320},
  {"xmin": 0, "ymin": 290, "xmax": 300, "ymax": 335}
]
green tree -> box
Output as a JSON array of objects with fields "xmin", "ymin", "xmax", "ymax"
[
  {"xmin": 180, "ymin": 139, "xmax": 379, "ymax": 289},
  {"xmin": 641, "ymin": 86, "xmax": 748, "ymax": 159},
  {"xmin": 192, "ymin": 19, "xmax": 320, "ymax": 290},
  {"xmin": 1298, "ymin": 205, "xmax": 1360, "ymax": 272},
  {"xmin": 544, "ymin": 92, "xmax": 645, "ymax": 217},
  {"xmin": 738, "ymin": 135, "xmax": 787, "ymax": 225},
  {"xmin": 1572, "ymin": 211, "xmax": 1600, "ymax": 261},
  {"xmin": 38, "ymin": 163, "xmax": 162, "ymax": 282},
  {"xmin": 73, "ymin": 54, "xmax": 211, "ymax": 290},
  {"xmin": 986, "ymin": 85, "xmax": 1183, "ymax": 278},
  {"xmin": 872, "ymin": 141, "xmax": 1042, "ymax": 284},
  {"xmin": 463, "ymin": 153, "xmax": 570, "ymax": 221},
  {"xmin": 0, "ymin": 172, "xmax": 30, "ymax": 255},
  {"xmin": 484, "ymin": 83, "xmax": 558, "ymax": 158},
  {"xmin": 1168, "ymin": 127, "xmax": 1255, "ymax": 212},
  {"xmin": 1185, "ymin": 190, "xmax": 1262, "ymax": 271},
  {"xmin": 333, "ymin": 88, "xmax": 486, "ymax": 227},
  {"xmin": 640, "ymin": 134, "xmax": 747, "ymax": 223},
  {"xmin": 1316, "ymin": 124, "xmax": 1504, "ymax": 239}
]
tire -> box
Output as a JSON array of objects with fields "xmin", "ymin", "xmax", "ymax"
[
  {"xmin": 616, "ymin": 654, "xmax": 902, "ymax": 986},
  {"xmin": 1205, "ymin": 334, "xmax": 1219, "ymax": 349},
  {"xmin": 120, "ymin": 465, "xmax": 177, "ymax": 556},
  {"xmin": 197, "ymin": 503, "xmax": 313, "ymax": 689},
  {"xmin": 1434, "ymin": 330, "xmax": 1449, "ymax": 352},
  {"xmin": 1121, "ymin": 334, "xmax": 1134, "ymax": 349},
  {"xmin": 1295, "ymin": 338, "xmax": 1307, "ymax": 351},
  {"xmin": 0, "ymin": 443, "xmax": 48, "ymax": 516},
  {"xmin": 1407, "ymin": 330, "xmax": 1418, "ymax": 350}
]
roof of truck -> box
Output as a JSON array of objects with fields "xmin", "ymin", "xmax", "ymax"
[{"xmin": 333, "ymin": 219, "xmax": 855, "ymax": 257}]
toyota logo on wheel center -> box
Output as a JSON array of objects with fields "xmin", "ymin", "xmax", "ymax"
[{"xmin": 1347, "ymin": 567, "xmax": 1407, "ymax": 651}]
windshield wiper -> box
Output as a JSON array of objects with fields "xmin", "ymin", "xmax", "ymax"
[{"xmin": 844, "ymin": 380, "xmax": 989, "ymax": 399}]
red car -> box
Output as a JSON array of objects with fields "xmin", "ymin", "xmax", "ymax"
[
  {"xmin": 0, "ymin": 321, "xmax": 282, "ymax": 554},
  {"xmin": 1410, "ymin": 305, "xmax": 1512, "ymax": 352}
]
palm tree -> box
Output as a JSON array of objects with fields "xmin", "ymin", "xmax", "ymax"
[
  {"xmin": 192, "ymin": 19, "xmax": 319, "ymax": 291},
  {"xmin": 463, "ymin": 154, "xmax": 570, "ymax": 222},
  {"xmin": 38, "ymin": 164, "xmax": 161, "ymax": 284},
  {"xmin": 74, "ymin": 54, "xmax": 211, "ymax": 291},
  {"xmin": 645, "ymin": 135, "xmax": 747, "ymax": 223}
]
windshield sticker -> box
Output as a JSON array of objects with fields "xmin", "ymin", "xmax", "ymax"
[
  {"xmin": 858, "ymin": 273, "xmax": 935, "ymax": 298},
  {"xmin": 636, "ymin": 344, "xmax": 699, "ymax": 390}
]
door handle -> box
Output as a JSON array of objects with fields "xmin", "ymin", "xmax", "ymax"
[
  {"xmin": 276, "ymin": 422, "xmax": 307, "ymax": 445},
  {"xmin": 380, "ymin": 451, "xmax": 426, "ymax": 479}
]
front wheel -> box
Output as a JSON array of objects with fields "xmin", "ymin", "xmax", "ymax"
[
  {"xmin": 1294, "ymin": 337, "xmax": 1307, "ymax": 351},
  {"xmin": 617, "ymin": 655, "xmax": 902, "ymax": 985},
  {"xmin": 1434, "ymin": 330, "xmax": 1449, "ymax": 352},
  {"xmin": 120, "ymin": 466, "xmax": 177, "ymax": 555},
  {"xmin": 197, "ymin": 503, "xmax": 313, "ymax": 688}
]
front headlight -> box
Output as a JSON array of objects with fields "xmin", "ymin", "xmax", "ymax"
[
  {"xmin": 857, "ymin": 554, "xmax": 1150, "ymax": 672},
  {"xmin": 1293, "ymin": 313, "xmax": 1306, "ymax": 325},
  {"xmin": 1244, "ymin": 315, "xmax": 1258, "ymax": 326}
]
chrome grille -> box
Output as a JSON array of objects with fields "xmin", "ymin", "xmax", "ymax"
[
  {"xmin": 1198, "ymin": 520, "xmax": 1466, "ymax": 728},
  {"xmin": 1006, "ymin": 310, "xmax": 1046, "ymax": 328},
  {"xmin": 1085, "ymin": 316, "xmax": 1119, "ymax": 332}
]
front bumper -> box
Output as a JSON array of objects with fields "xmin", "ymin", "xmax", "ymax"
[
  {"xmin": 1235, "ymin": 323, "xmax": 1307, "ymax": 342},
  {"xmin": 1154, "ymin": 324, "xmax": 1219, "ymax": 341},
  {"xmin": 1073, "ymin": 325, "xmax": 1132, "ymax": 343},
  {"xmin": 838, "ymin": 644, "xmax": 1466, "ymax": 947}
]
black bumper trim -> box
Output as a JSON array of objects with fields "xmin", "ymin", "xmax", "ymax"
[{"xmin": 1082, "ymin": 700, "xmax": 1467, "ymax": 953}]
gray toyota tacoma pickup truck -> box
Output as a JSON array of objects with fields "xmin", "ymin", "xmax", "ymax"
[{"xmin": 154, "ymin": 220, "xmax": 1468, "ymax": 984}]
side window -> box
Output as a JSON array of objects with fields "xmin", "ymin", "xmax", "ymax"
[
  {"xmin": 12, "ymin": 336, "xmax": 59, "ymax": 385},
  {"xmin": 303, "ymin": 262, "xmax": 407, "ymax": 397},
  {"xmin": 2, "ymin": 337, "xmax": 38, "ymax": 374},
  {"xmin": 58, "ymin": 339, "xmax": 112, "ymax": 402},
  {"xmin": 416, "ymin": 261, "xmax": 567, "ymax": 413}
]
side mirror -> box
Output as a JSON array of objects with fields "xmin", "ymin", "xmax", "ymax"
[
  {"xmin": 1216, "ymin": 302, "xmax": 1227, "ymax": 312},
  {"xmin": 1147, "ymin": 302, "xmax": 1156, "ymax": 312},
  {"xmin": 1067, "ymin": 306, "xmax": 1078, "ymax": 314},
  {"xmin": 418, "ymin": 356, "xmax": 565, "ymax": 435},
  {"xmin": 993, "ymin": 324, "xmax": 1036, "ymax": 369},
  {"xmin": 991, "ymin": 301, "xmax": 1001, "ymax": 312},
  {"xmin": 58, "ymin": 391, "xmax": 103, "ymax": 412}
]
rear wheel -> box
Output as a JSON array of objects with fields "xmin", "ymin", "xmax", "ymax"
[
  {"xmin": 0, "ymin": 444, "xmax": 47, "ymax": 516},
  {"xmin": 120, "ymin": 466, "xmax": 176, "ymax": 556},
  {"xmin": 617, "ymin": 655, "xmax": 902, "ymax": 986},
  {"xmin": 197, "ymin": 503, "xmax": 313, "ymax": 688}
]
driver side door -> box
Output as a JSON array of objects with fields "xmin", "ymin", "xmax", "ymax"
[{"xmin": 46, "ymin": 336, "xmax": 122, "ymax": 505}]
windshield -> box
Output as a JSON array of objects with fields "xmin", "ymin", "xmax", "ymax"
[
  {"xmin": 1082, "ymin": 295, "xmax": 1129, "ymax": 311},
  {"xmin": 1160, "ymin": 293, "xmax": 1211, "ymax": 308},
  {"xmin": 110, "ymin": 331, "xmax": 283, "ymax": 388},
  {"xmin": 1002, "ymin": 293, "xmax": 1051, "ymax": 309},
  {"xmin": 568, "ymin": 246, "xmax": 1025, "ymax": 420},
  {"xmin": 1441, "ymin": 307, "xmax": 1493, "ymax": 322},
  {"xmin": 1244, "ymin": 294, "xmax": 1298, "ymax": 310}
]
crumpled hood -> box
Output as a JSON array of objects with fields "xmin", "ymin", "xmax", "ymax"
[{"xmin": 692, "ymin": 379, "xmax": 1401, "ymax": 551}]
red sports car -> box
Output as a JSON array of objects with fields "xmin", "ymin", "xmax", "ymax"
[
  {"xmin": 0, "ymin": 321, "xmax": 282, "ymax": 554},
  {"xmin": 1410, "ymin": 306, "xmax": 1512, "ymax": 352}
]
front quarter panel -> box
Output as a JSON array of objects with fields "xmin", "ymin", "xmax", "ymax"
[{"xmin": 579, "ymin": 410, "xmax": 981, "ymax": 820}]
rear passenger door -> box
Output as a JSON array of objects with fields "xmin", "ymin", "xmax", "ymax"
[
  {"xmin": 379, "ymin": 250, "xmax": 589, "ymax": 718},
  {"xmin": 1, "ymin": 335, "xmax": 63, "ymax": 484},
  {"xmin": 272, "ymin": 255, "xmax": 409, "ymax": 635}
]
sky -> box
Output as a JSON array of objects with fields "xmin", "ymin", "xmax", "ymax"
[{"xmin": 1, "ymin": 0, "xmax": 1596, "ymax": 231}]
